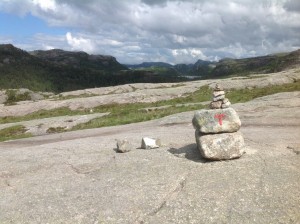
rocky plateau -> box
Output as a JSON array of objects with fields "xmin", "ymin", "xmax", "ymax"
[{"xmin": 0, "ymin": 68, "xmax": 299, "ymax": 223}]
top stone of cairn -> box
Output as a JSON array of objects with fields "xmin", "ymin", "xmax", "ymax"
[
  {"xmin": 210, "ymin": 83, "xmax": 231, "ymax": 109},
  {"xmin": 214, "ymin": 83, "xmax": 224, "ymax": 91}
]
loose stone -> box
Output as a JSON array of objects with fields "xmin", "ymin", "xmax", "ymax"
[
  {"xmin": 222, "ymin": 98, "xmax": 229, "ymax": 104},
  {"xmin": 141, "ymin": 137, "xmax": 161, "ymax": 149},
  {"xmin": 116, "ymin": 139, "xmax": 132, "ymax": 153},
  {"xmin": 213, "ymin": 94, "xmax": 225, "ymax": 101},
  {"xmin": 209, "ymin": 101, "xmax": 222, "ymax": 109},
  {"xmin": 213, "ymin": 91, "xmax": 225, "ymax": 97},
  {"xmin": 221, "ymin": 101, "xmax": 231, "ymax": 108}
]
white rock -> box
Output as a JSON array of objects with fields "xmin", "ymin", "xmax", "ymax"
[{"xmin": 141, "ymin": 137, "xmax": 161, "ymax": 149}]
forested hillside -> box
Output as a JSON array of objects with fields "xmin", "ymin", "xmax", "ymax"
[{"xmin": 0, "ymin": 44, "xmax": 186, "ymax": 93}]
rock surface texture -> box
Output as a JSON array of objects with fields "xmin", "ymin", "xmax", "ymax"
[
  {"xmin": 0, "ymin": 91, "xmax": 299, "ymax": 223},
  {"xmin": 194, "ymin": 84, "xmax": 244, "ymax": 160},
  {"xmin": 0, "ymin": 68, "xmax": 299, "ymax": 117}
]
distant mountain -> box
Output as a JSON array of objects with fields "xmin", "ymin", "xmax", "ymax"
[
  {"xmin": 30, "ymin": 49, "xmax": 127, "ymax": 71},
  {"xmin": 0, "ymin": 44, "xmax": 187, "ymax": 93},
  {"xmin": 211, "ymin": 50, "xmax": 300, "ymax": 77},
  {"xmin": 125, "ymin": 62, "xmax": 183, "ymax": 77},
  {"xmin": 128, "ymin": 50, "xmax": 300, "ymax": 78},
  {"xmin": 126, "ymin": 62, "xmax": 173, "ymax": 69},
  {"xmin": 129, "ymin": 59, "xmax": 216, "ymax": 77},
  {"xmin": 173, "ymin": 63, "xmax": 194, "ymax": 74},
  {"xmin": 1, "ymin": 44, "xmax": 299, "ymax": 93}
]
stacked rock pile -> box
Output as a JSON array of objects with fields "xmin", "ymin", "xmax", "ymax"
[
  {"xmin": 209, "ymin": 84, "xmax": 231, "ymax": 109},
  {"xmin": 192, "ymin": 84, "xmax": 245, "ymax": 160}
]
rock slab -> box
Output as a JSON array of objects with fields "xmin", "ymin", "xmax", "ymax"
[
  {"xmin": 192, "ymin": 108, "xmax": 241, "ymax": 134},
  {"xmin": 195, "ymin": 130, "xmax": 245, "ymax": 160}
]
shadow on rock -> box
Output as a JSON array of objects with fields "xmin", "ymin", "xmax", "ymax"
[{"xmin": 168, "ymin": 144, "xmax": 207, "ymax": 163}]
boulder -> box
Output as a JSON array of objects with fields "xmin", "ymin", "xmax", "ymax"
[
  {"xmin": 192, "ymin": 108, "xmax": 241, "ymax": 134},
  {"xmin": 141, "ymin": 137, "xmax": 161, "ymax": 149},
  {"xmin": 116, "ymin": 139, "xmax": 132, "ymax": 153},
  {"xmin": 195, "ymin": 130, "xmax": 245, "ymax": 160}
]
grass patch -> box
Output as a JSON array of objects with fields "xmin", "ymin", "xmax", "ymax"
[
  {"xmin": 153, "ymin": 83, "xmax": 186, "ymax": 89},
  {"xmin": 227, "ymin": 80, "xmax": 300, "ymax": 103},
  {"xmin": 54, "ymin": 93, "xmax": 98, "ymax": 101},
  {"xmin": 72, "ymin": 104, "xmax": 205, "ymax": 130},
  {"xmin": 0, "ymin": 81, "xmax": 299, "ymax": 139},
  {"xmin": 231, "ymin": 75, "xmax": 268, "ymax": 80},
  {"xmin": 46, "ymin": 126, "xmax": 67, "ymax": 134},
  {"xmin": 73, "ymin": 81, "xmax": 300, "ymax": 130},
  {"xmin": 0, "ymin": 125, "xmax": 32, "ymax": 142},
  {"xmin": 4, "ymin": 89, "xmax": 31, "ymax": 105},
  {"xmin": 0, "ymin": 107, "xmax": 88, "ymax": 124}
]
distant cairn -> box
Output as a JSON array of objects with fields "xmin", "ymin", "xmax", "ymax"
[{"xmin": 192, "ymin": 84, "xmax": 245, "ymax": 160}]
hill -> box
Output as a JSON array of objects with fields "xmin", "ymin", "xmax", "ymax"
[
  {"xmin": 0, "ymin": 44, "xmax": 187, "ymax": 93},
  {"xmin": 129, "ymin": 50, "xmax": 300, "ymax": 78},
  {"xmin": 30, "ymin": 49, "xmax": 126, "ymax": 71},
  {"xmin": 126, "ymin": 62, "xmax": 173, "ymax": 69},
  {"xmin": 1, "ymin": 44, "xmax": 299, "ymax": 93},
  {"xmin": 205, "ymin": 50, "xmax": 300, "ymax": 78}
]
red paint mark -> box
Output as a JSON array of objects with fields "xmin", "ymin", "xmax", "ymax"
[{"xmin": 214, "ymin": 113, "xmax": 225, "ymax": 125}]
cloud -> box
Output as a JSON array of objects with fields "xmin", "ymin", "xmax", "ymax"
[
  {"xmin": 65, "ymin": 32, "xmax": 94, "ymax": 52},
  {"xmin": 32, "ymin": 0, "xmax": 56, "ymax": 11},
  {"xmin": 284, "ymin": 0, "xmax": 300, "ymax": 12},
  {"xmin": 1, "ymin": 0, "xmax": 300, "ymax": 64}
]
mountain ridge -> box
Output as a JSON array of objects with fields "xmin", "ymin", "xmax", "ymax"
[
  {"xmin": 127, "ymin": 50, "xmax": 300, "ymax": 77},
  {"xmin": 1, "ymin": 44, "xmax": 299, "ymax": 93},
  {"xmin": 0, "ymin": 44, "xmax": 187, "ymax": 92}
]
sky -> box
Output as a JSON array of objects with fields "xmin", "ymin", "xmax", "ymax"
[{"xmin": 0, "ymin": 0, "xmax": 300, "ymax": 64}]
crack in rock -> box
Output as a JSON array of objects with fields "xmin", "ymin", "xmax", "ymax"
[
  {"xmin": 66, "ymin": 162, "xmax": 87, "ymax": 175},
  {"xmin": 135, "ymin": 172, "xmax": 189, "ymax": 223}
]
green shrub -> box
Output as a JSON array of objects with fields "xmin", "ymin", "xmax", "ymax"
[{"xmin": 5, "ymin": 89, "xmax": 31, "ymax": 105}]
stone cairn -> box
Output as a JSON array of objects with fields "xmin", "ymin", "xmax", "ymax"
[
  {"xmin": 192, "ymin": 84, "xmax": 245, "ymax": 160},
  {"xmin": 209, "ymin": 84, "xmax": 231, "ymax": 109}
]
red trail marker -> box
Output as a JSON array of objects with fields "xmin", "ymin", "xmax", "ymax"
[{"xmin": 214, "ymin": 113, "xmax": 225, "ymax": 125}]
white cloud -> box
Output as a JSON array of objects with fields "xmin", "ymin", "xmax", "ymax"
[
  {"xmin": 32, "ymin": 0, "xmax": 56, "ymax": 11},
  {"xmin": 65, "ymin": 32, "xmax": 94, "ymax": 52},
  {"xmin": 1, "ymin": 0, "xmax": 300, "ymax": 63}
]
